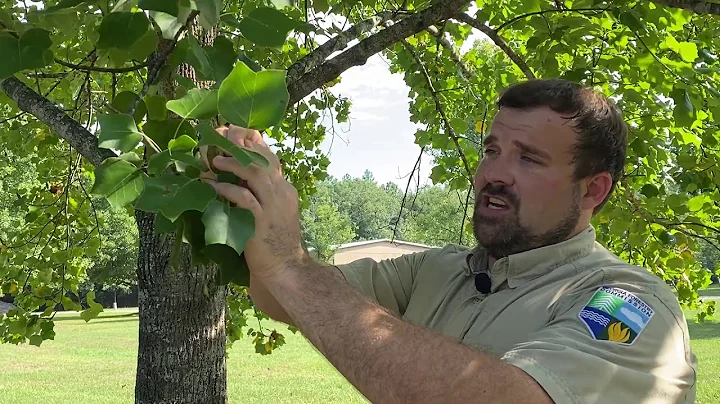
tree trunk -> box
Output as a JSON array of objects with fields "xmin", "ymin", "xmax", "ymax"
[
  {"xmin": 134, "ymin": 212, "xmax": 228, "ymax": 404},
  {"xmin": 133, "ymin": 18, "xmax": 227, "ymax": 403}
]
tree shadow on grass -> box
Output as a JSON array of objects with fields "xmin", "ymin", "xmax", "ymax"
[
  {"xmin": 687, "ymin": 320, "xmax": 720, "ymax": 340},
  {"xmin": 50, "ymin": 311, "xmax": 139, "ymax": 322}
]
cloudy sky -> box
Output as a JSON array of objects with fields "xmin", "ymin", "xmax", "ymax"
[
  {"xmin": 308, "ymin": 12, "xmax": 486, "ymax": 188},
  {"xmin": 318, "ymin": 54, "xmax": 435, "ymax": 188}
]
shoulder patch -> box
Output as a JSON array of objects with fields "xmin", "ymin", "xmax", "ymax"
[{"xmin": 578, "ymin": 286, "xmax": 655, "ymax": 345}]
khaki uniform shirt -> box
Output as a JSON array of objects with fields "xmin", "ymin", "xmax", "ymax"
[{"xmin": 336, "ymin": 226, "xmax": 697, "ymax": 403}]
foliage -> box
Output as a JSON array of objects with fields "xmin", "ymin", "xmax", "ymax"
[
  {"xmin": 302, "ymin": 174, "xmax": 474, "ymax": 249},
  {"xmin": 382, "ymin": 0, "xmax": 720, "ymax": 319},
  {"xmin": 0, "ymin": 0, "xmax": 718, "ymax": 360},
  {"xmin": 301, "ymin": 183, "xmax": 355, "ymax": 262}
]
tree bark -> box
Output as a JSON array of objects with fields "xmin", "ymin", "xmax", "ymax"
[
  {"xmin": 134, "ymin": 211, "xmax": 228, "ymax": 404},
  {"xmin": 134, "ymin": 21, "xmax": 227, "ymax": 404}
]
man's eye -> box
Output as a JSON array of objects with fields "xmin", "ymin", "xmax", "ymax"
[
  {"xmin": 521, "ymin": 156, "xmax": 537, "ymax": 163},
  {"xmin": 484, "ymin": 149, "xmax": 497, "ymax": 155}
]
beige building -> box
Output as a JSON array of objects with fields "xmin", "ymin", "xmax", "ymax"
[{"xmin": 322, "ymin": 239, "xmax": 435, "ymax": 265}]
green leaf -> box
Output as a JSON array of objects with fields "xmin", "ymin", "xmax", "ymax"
[
  {"xmin": 640, "ymin": 184, "xmax": 659, "ymax": 198},
  {"xmin": 676, "ymin": 41, "xmax": 698, "ymax": 62},
  {"xmin": 169, "ymin": 134, "xmax": 198, "ymax": 151},
  {"xmin": 206, "ymin": 36, "xmax": 237, "ymax": 82},
  {"xmin": 160, "ymin": 180, "xmax": 217, "ymax": 221},
  {"xmin": 129, "ymin": 28, "xmax": 159, "ymax": 62},
  {"xmin": 166, "ymin": 89, "xmax": 219, "ymax": 119},
  {"xmin": 149, "ymin": 11, "xmax": 184, "ymax": 40},
  {"xmin": 18, "ymin": 28, "xmax": 54, "ymax": 69},
  {"xmin": 97, "ymin": 114, "xmax": 143, "ymax": 153},
  {"xmin": 139, "ymin": 0, "xmax": 179, "ymax": 15},
  {"xmin": 194, "ymin": 0, "xmax": 221, "ymax": 30},
  {"xmin": 154, "ymin": 212, "xmax": 179, "ymax": 235},
  {"xmin": 135, "ymin": 175, "xmax": 191, "ymax": 212},
  {"xmin": 144, "ymin": 95, "xmax": 168, "ymax": 120},
  {"xmin": 179, "ymin": 210, "xmax": 210, "ymax": 266},
  {"xmin": 0, "ymin": 29, "xmax": 54, "ymax": 79},
  {"xmin": 44, "ymin": 0, "xmax": 99, "ymax": 13},
  {"xmin": 207, "ymin": 244, "xmax": 250, "ymax": 286},
  {"xmin": 237, "ymin": 7, "xmax": 301, "ymax": 48},
  {"xmin": 667, "ymin": 257, "xmax": 684, "ymax": 270},
  {"xmin": 29, "ymin": 335, "xmax": 43, "ymax": 347},
  {"xmin": 143, "ymin": 119, "xmax": 195, "ymax": 150},
  {"xmin": 185, "ymin": 33, "xmax": 212, "ymax": 78},
  {"xmin": 97, "ymin": 12, "xmax": 150, "ymax": 50},
  {"xmin": 111, "ymin": 91, "xmax": 147, "ymax": 123},
  {"xmin": 147, "ymin": 136, "xmax": 202, "ymax": 176},
  {"xmin": 148, "ymin": 150, "xmax": 203, "ymax": 176},
  {"xmin": 119, "ymin": 151, "xmax": 143, "ymax": 166},
  {"xmin": 202, "ymin": 200, "xmax": 254, "ymax": 286},
  {"xmin": 80, "ymin": 291, "xmax": 104, "ymax": 322},
  {"xmin": 91, "ymin": 158, "xmax": 146, "ymax": 209},
  {"xmin": 687, "ymin": 195, "xmax": 708, "ymax": 212},
  {"xmin": 196, "ymin": 122, "xmax": 269, "ymax": 167},
  {"xmin": 218, "ymin": 62, "xmax": 289, "ymax": 130},
  {"xmin": 618, "ymin": 11, "xmax": 644, "ymax": 33},
  {"xmin": 672, "ymin": 88, "xmax": 695, "ymax": 128},
  {"xmin": 270, "ymin": 0, "xmax": 293, "ymax": 8}
]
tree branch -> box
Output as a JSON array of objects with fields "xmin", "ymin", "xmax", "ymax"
[
  {"xmin": 401, "ymin": 39, "xmax": 474, "ymax": 186},
  {"xmin": 493, "ymin": 7, "xmax": 609, "ymax": 34},
  {"xmin": 652, "ymin": 0, "xmax": 720, "ymax": 16},
  {"xmin": 0, "ymin": 77, "xmax": 114, "ymax": 167},
  {"xmin": 54, "ymin": 58, "xmax": 151, "ymax": 73},
  {"xmin": 426, "ymin": 25, "xmax": 475, "ymax": 80},
  {"xmin": 287, "ymin": 0, "xmax": 471, "ymax": 105},
  {"xmin": 452, "ymin": 13, "xmax": 535, "ymax": 80},
  {"xmin": 287, "ymin": 11, "xmax": 397, "ymax": 83}
]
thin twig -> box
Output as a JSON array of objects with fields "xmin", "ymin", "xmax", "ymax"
[
  {"xmin": 400, "ymin": 39, "xmax": 474, "ymax": 186},
  {"xmin": 54, "ymin": 58, "xmax": 150, "ymax": 73},
  {"xmin": 392, "ymin": 147, "xmax": 425, "ymax": 242},
  {"xmin": 453, "ymin": 13, "xmax": 535, "ymax": 79},
  {"xmin": 494, "ymin": 7, "xmax": 609, "ymax": 34}
]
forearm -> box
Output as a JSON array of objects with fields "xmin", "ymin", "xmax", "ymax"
[
  {"xmin": 248, "ymin": 274, "xmax": 294, "ymax": 326},
  {"xmin": 263, "ymin": 256, "xmax": 551, "ymax": 403}
]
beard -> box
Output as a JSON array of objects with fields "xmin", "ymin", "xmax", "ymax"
[{"xmin": 473, "ymin": 183, "xmax": 581, "ymax": 258}]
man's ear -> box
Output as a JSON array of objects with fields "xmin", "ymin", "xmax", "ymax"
[{"xmin": 581, "ymin": 172, "xmax": 613, "ymax": 211}]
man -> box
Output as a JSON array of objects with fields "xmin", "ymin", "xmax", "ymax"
[{"xmin": 203, "ymin": 79, "xmax": 697, "ymax": 403}]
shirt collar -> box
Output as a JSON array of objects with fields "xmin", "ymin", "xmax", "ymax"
[{"xmin": 465, "ymin": 226, "xmax": 596, "ymax": 292}]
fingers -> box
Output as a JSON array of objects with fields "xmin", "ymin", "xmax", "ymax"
[
  {"xmin": 225, "ymin": 125, "xmax": 267, "ymax": 149},
  {"xmin": 212, "ymin": 155, "xmax": 277, "ymax": 203},
  {"xmin": 220, "ymin": 125, "xmax": 281, "ymax": 170},
  {"xmin": 207, "ymin": 180, "xmax": 263, "ymax": 218}
]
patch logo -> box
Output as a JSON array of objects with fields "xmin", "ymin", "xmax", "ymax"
[{"xmin": 578, "ymin": 286, "xmax": 655, "ymax": 345}]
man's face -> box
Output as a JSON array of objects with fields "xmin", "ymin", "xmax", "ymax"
[{"xmin": 473, "ymin": 106, "xmax": 585, "ymax": 258}]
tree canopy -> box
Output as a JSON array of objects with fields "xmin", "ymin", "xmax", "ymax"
[{"xmin": 1, "ymin": 0, "xmax": 719, "ymax": 400}]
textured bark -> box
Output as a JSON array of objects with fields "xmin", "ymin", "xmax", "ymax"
[
  {"xmin": 134, "ymin": 212, "xmax": 227, "ymax": 404},
  {"xmin": 134, "ymin": 21, "xmax": 227, "ymax": 404},
  {"xmin": 0, "ymin": 77, "xmax": 114, "ymax": 166}
]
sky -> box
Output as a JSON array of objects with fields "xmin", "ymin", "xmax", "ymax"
[
  {"xmin": 318, "ymin": 54, "xmax": 435, "ymax": 188},
  {"xmin": 302, "ymin": 10, "xmax": 485, "ymax": 189}
]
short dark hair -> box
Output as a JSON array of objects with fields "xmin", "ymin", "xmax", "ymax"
[{"xmin": 496, "ymin": 78, "xmax": 628, "ymax": 214}]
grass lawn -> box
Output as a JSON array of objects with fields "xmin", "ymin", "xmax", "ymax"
[{"xmin": 0, "ymin": 287, "xmax": 718, "ymax": 403}]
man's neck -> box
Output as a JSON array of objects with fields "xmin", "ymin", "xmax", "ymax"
[{"xmin": 485, "ymin": 224, "xmax": 590, "ymax": 271}]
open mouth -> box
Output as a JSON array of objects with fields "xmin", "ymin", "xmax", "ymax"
[{"xmin": 484, "ymin": 195, "xmax": 511, "ymax": 210}]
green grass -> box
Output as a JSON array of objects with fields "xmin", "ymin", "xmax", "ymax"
[
  {"xmin": 0, "ymin": 288, "xmax": 718, "ymax": 403},
  {"xmin": 699, "ymin": 283, "xmax": 720, "ymax": 298}
]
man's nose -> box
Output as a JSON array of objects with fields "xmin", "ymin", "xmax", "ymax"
[{"xmin": 479, "ymin": 157, "xmax": 514, "ymax": 186}]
